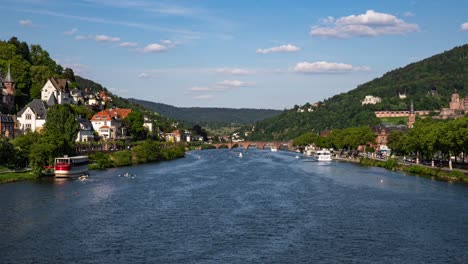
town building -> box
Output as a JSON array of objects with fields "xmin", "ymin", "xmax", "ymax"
[
  {"xmin": 0, "ymin": 66, "xmax": 15, "ymax": 111},
  {"xmin": 16, "ymin": 99, "xmax": 48, "ymax": 133},
  {"xmin": 90, "ymin": 108, "xmax": 132, "ymax": 140},
  {"xmin": 76, "ymin": 116, "xmax": 94, "ymax": 142},
  {"xmin": 41, "ymin": 77, "xmax": 71, "ymax": 105},
  {"xmin": 0, "ymin": 113, "xmax": 15, "ymax": 139},
  {"xmin": 166, "ymin": 130, "xmax": 181, "ymax": 142}
]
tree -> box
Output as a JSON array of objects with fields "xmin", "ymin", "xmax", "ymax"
[
  {"xmin": 123, "ymin": 110, "xmax": 146, "ymax": 140},
  {"xmin": 42, "ymin": 104, "xmax": 79, "ymax": 156},
  {"xmin": 30, "ymin": 65, "xmax": 54, "ymax": 99},
  {"xmin": 62, "ymin": 68, "xmax": 76, "ymax": 82},
  {"xmin": 293, "ymin": 132, "xmax": 318, "ymax": 146}
]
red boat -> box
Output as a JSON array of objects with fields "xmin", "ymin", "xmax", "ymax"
[{"xmin": 54, "ymin": 155, "xmax": 89, "ymax": 178}]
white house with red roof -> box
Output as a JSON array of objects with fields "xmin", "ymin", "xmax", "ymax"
[
  {"xmin": 90, "ymin": 108, "xmax": 132, "ymax": 140},
  {"xmin": 165, "ymin": 130, "xmax": 181, "ymax": 142}
]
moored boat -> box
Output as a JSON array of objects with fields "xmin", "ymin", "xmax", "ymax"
[
  {"xmin": 314, "ymin": 149, "xmax": 332, "ymax": 161},
  {"xmin": 54, "ymin": 155, "xmax": 89, "ymax": 178}
]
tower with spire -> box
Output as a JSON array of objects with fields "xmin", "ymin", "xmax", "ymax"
[
  {"xmin": 1, "ymin": 65, "xmax": 15, "ymax": 111},
  {"xmin": 407, "ymin": 99, "xmax": 416, "ymax": 128}
]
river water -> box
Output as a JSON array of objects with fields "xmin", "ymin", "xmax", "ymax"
[{"xmin": 1, "ymin": 149, "xmax": 467, "ymax": 263}]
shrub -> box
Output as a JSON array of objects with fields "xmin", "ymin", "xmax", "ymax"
[{"xmin": 110, "ymin": 150, "xmax": 132, "ymax": 167}]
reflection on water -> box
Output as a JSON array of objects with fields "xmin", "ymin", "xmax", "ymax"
[{"xmin": 0, "ymin": 149, "xmax": 467, "ymax": 263}]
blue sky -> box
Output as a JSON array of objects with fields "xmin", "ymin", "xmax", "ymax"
[{"xmin": 1, "ymin": 0, "xmax": 467, "ymax": 109}]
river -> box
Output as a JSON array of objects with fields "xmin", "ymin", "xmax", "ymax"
[{"xmin": 1, "ymin": 149, "xmax": 467, "ymax": 263}]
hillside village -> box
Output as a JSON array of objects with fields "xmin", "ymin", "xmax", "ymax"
[{"xmin": 0, "ymin": 66, "xmax": 199, "ymax": 144}]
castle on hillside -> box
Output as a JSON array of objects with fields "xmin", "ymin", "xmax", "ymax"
[
  {"xmin": 439, "ymin": 92, "xmax": 468, "ymax": 119},
  {"xmin": 0, "ymin": 66, "xmax": 15, "ymax": 111}
]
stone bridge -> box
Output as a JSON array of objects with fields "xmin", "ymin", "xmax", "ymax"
[{"xmin": 212, "ymin": 141, "xmax": 293, "ymax": 150}]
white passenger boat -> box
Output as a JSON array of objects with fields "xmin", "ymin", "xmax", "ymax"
[
  {"xmin": 314, "ymin": 149, "xmax": 332, "ymax": 161},
  {"xmin": 54, "ymin": 155, "xmax": 89, "ymax": 178},
  {"xmin": 270, "ymin": 147, "xmax": 278, "ymax": 152}
]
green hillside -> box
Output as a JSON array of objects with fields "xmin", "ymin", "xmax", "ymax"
[
  {"xmin": 128, "ymin": 98, "xmax": 282, "ymax": 127},
  {"xmin": 248, "ymin": 44, "xmax": 468, "ymax": 141},
  {"xmin": 0, "ymin": 37, "xmax": 177, "ymax": 132}
]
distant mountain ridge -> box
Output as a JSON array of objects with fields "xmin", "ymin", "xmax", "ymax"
[
  {"xmin": 248, "ymin": 44, "xmax": 468, "ymax": 141},
  {"xmin": 128, "ymin": 98, "xmax": 282, "ymax": 126}
]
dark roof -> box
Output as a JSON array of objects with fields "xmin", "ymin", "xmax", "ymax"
[
  {"xmin": 71, "ymin": 88, "xmax": 82, "ymax": 95},
  {"xmin": 50, "ymin": 77, "xmax": 69, "ymax": 93},
  {"xmin": 18, "ymin": 99, "xmax": 48, "ymax": 119},
  {"xmin": 47, "ymin": 93, "xmax": 57, "ymax": 106},
  {"xmin": 0, "ymin": 113, "xmax": 14, "ymax": 123},
  {"xmin": 77, "ymin": 116, "xmax": 92, "ymax": 126}
]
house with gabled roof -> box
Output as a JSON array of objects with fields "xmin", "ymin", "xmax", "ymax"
[
  {"xmin": 90, "ymin": 108, "xmax": 132, "ymax": 140},
  {"xmin": 76, "ymin": 116, "xmax": 94, "ymax": 142},
  {"xmin": 16, "ymin": 99, "xmax": 48, "ymax": 133},
  {"xmin": 70, "ymin": 88, "xmax": 84, "ymax": 105},
  {"xmin": 41, "ymin": 77, "xmax": 71, "ymax": 105}
]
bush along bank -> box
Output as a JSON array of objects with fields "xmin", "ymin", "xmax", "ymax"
[
  {"xmin": 359, "ymin": 157, "xmax": 468, "ymax": 183},
  {"xmin": 89, "ymin": 141, "xmax": 185, "ymax": 170}
]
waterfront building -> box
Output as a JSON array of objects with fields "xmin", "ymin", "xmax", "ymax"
[{"xmin": 90, "ymin": 108, "xmax": 132, "ymax": 140}]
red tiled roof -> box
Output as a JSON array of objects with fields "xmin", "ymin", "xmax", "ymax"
[{"xmin": 91, "ymin": 108, "xmax": 132, "ymax": 121}]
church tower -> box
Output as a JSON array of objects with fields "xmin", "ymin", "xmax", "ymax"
[
  {"xmin": 3, "ymin": 65, "xmax": 15, "ymax": 110},
  {"xmin": 407, "ymin": 100, "xmax": 416, "ymax": 128}
]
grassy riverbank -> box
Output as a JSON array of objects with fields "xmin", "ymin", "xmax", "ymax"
[
  {"xmin": 0, "ymin": 141, "xmax": 186, "ymax": 184},
  {"xmin": 0, "ymin": 171, "xmax": 37, "ymax": 184},
  {"xmin": 89, "ymin": 141, "xmax": 185, "ymax": 170},
  {"xmin": 358, "ymin": 157, "xmax": 468, "ymax": 183}
]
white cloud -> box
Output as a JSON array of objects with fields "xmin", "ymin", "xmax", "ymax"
[
  {"xmin": 217, "ymin": 68, "xmax": 254, "ymax": 75},
  {"xmin": 19, "ymin": 19, "xmax": 32, "ymax": 27},
  {"xmin": 120, "ymin": 42, "xmax": 138, "ymax": 47},
  {"xmin": 256, "ymin": 44, "xmax": 300, "ymax": 54},
  {"xmin": 160, "ymin": 40, "xmax": 179, "ymax": 47},
  {"xmin": 216, "ymin": 80, "xmax": 255, "ymax": 88},
  {"xmin": 189, "ymin": 86, "xmax": 213, "ymax": 92},
  {"xmin": 193, "ymin": 94, "xmax": 215, "ymax": 100},
  {"xmin": 461, "ymin": 22, "xmax": 468, "ymax": 31},
  {"xmin": 95, "ymin": 34, "xmax": 120, "ymax": 42},
  {"xmin": 293, "ymin": 61, "xmax": 369, "ymax": 73},
  {"xmin": 138, "ymin": 72, "xmax": 150, "ymax": 79},
  {"xmin": 75, "ymin": 35, "xmax": 88, "ymax": 40},
  {"xmin": 64, "ymin": 28, "xmax": 78, "ymax": 35},
  {"xmin": 21, "ymin": 9, "xmax": 199, "ymax": 37},
  {"xmin": 310, "ymin": 10, "xmax": 419, "ymax": 38},
  {"xmin": 404, "ymin": 12, "xmax": 414, "ymax": 17},
  {"xmin": 142, "ymin": 43, "xmax": 168, "ymax": 52}
]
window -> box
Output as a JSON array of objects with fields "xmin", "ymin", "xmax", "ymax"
[
  {"xmin": 26, "ymin": 124, "xmax": 31, "ymax": 129},
  {"xmin": 26, "ymin": 114, "xmax": 32, "ymax": 120}
]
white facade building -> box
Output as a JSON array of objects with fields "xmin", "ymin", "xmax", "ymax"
[{"xmin": 362, "ymin": 95, "xmax": 382, "ymax": 105}]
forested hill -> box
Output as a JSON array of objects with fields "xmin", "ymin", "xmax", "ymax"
[
  {"xmin": 128, "ymin": 98, "xmax": 282, "ymax": 127},
  {"xmin": 248, "ymin": 44, "xmax": 468, "ymax": 141}
]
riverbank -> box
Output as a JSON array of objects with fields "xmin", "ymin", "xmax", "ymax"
[
  {"xmin": 335, "ymin": 156, "xmax": 468, "ymax": 183},
  {"xmin": 89, "ymin": 141, "xmax": 185, "ymax": 170},
  {"xmin": 0, "ymin": 141, "xmax": 186, "ymax": 184},
  {"xmin": 0, "ymin": 171, "xmax": 37, "ymax": 184}
]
